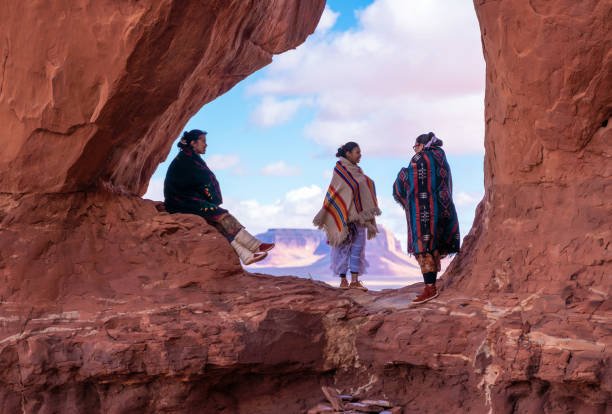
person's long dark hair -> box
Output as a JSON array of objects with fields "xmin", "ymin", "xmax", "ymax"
[
  {"xmin": 177, "ymin": 129, "xmax": 206, "ymax": 149},
  {"xmin": 415, "ymin": 132, "xmax": 444, "ymax": 148},
  {"xmin": 335, "ymin": 141, "xmax": 359, "ymax": 158},
  {"xmin": 415, "ymin": 132, "xmax": 435, "ymax": 145}
]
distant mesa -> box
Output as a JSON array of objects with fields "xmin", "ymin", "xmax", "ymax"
[{"xmin": 247, "ymin": 225, "xmax": 451, "ymax": 289}]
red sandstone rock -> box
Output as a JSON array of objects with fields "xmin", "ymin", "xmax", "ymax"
[
  {"xmin": 0, "ymin": 0, "xmax": 325, "ymax": 195},
  {"xmin": 361, "ymin": 400, "xmax": 392, "ymax": 408},
  {"xmin": 381, "ymin": 409, "xmax": 402, "ymax": 414},
  {"xmin": 0, "ymin": 0, "xmax": 610, "ymax": 413},
  {"xmin": 321, "ymin": 386, "xmax": 344, "ymax": 411},
  {"xmin": 344, "ymin": 401, "xmax": 384, "ymax": 412},
  {"xmin": 307, "ymin": 403, "xmax": 335, "ymax": 414},
  {"xmin": 446, "ymin": 0, "xmax": 612, "ymax": 299}
]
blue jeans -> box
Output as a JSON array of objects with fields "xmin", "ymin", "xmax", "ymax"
[{"xmin": 330, "ymin": 225, "xmax": 367, "ymax": 275}]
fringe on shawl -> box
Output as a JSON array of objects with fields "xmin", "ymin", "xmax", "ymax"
[
  {"xmin": 355, "ymin": 207, "xmax": 382, "ymax": 223},
  {"xmin": 313, "ymin": 195, "xmax": 382, "ymax": 246},
  {"xmin": 313, "ymin": 209, "xmax": 350, "ymax": 247},
  {"xmin": 355, "ymin": 207, "xmax": 381, "ymax": 241}
]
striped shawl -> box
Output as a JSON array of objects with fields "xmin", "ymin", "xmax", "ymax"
[{"xmin": 313, "ymin": 157, "xmax": 381, "ymax": 246}]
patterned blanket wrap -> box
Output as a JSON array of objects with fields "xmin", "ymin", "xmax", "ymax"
[
  {"xmin": 393, "ymin": 146, "xmax": 460, "ymax": 256},
  {"xmin": 313, "ymin": 157, "xmax": 381, "ymax": 247}
]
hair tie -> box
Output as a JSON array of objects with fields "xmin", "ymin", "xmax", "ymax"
[{"xmin": 424, "ymin": 135, "xmax": 442, "ymax": 149}]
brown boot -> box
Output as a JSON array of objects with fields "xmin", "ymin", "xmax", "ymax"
[
  {"xmin": 412, "ymin": 284, "xmax": 438, "ymax": 304},
  {"xmin": 349, "ymin": 280, "xmax": 368, "ymax": 291},
  {"xmin": 339, "ymin": 278, "xmax": 349, "ymax": 290}
]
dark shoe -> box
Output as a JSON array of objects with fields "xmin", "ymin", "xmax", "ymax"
[
  {"xmin": 339, "ymin": 278, "xmax": 349, "ymax": 290},
  {"xmin": 412, "ymin": 284, "xmax": 438, "ymax": 304},
  {"xmin": 258, "ymin": 242, "xmax": 275, "ymax": 253},
  {"xmin": 349, "ymin": 281, "xmax": 368, "ymax": 291}
]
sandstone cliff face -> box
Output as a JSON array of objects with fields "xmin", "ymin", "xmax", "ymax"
[
  {"xmin": 447, "ymin": 0, "xmax": 612, "ymax": 298},
  {"xmin": 0, "ymin": 0, "xmax": 324, "ymax": 195},
  {"xmin": 0, "ymin": 1, "xmax": 610, "ymax": 413}
]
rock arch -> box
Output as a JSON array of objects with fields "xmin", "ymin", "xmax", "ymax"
[{"xmin": 0, "ymin": 1, "xmax": 609, "ymax": 412}]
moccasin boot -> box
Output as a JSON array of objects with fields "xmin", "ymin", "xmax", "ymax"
[
  {"xmin": 349, "ymin": 280, "xmax": 368, "ymax": 291},
  {"xmin": 412, "ymin": 284, "xmax": 438, "ymax": 304},
  {"xmin": 234, "ymin": 229, "xmax": 275, "ymax": 253},
  {"xmin": 230, "ymin": 240, "xmax": 268, "ymax": 265},
  {"xmin": 339, "ymin": 278, "xmax": 350, "ymax": 290}
]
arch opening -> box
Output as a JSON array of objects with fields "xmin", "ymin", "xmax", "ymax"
[{"xmin": 145, "ymin": 0, "xmax": 486, "ymax": 291}]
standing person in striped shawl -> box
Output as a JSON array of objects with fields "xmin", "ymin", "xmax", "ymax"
[
  {"xmin": 393, "ymin": 132, "xmax": 460, "ymax": 304},
  {"xmin": 314, "ymin": 142, "xmax": 381, "ymax": 291}
]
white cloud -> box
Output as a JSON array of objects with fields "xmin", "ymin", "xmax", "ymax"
[
  {"xmin": 454, "ymin": 191, "xmax": 483, "ymax": 207},
  {"xmin": 143, "ymin": 178, "xmax": 164, "ymax": 201},
  {"xmin": 286, "ymin": 184, "xmax": 322, "ymax": 202},
  {"xmin": 261, "ymin": 161, "xmax": 302, "ymax": 176},
  {"xmin": 315, "ymin": 5, "xmax": 340, "ymax": 35},
  {"xmin": 206, "ymin": 154, "xmax": 240, "ymax": 170},
  {"xmin": 249, "ymin": 0, "xmax": 485, "ymax": 157},
  {"xmin": 222, "ymin": 185, "xmax": 325, "ymax": 235},
  {"xmin": 250, "ymin": 96, "xmax": 312, "ymax": 127}
]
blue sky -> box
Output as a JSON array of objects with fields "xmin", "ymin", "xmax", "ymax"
[{"xmin": 145, "ymin": 0, "xmax": 485, "ymax": 250}]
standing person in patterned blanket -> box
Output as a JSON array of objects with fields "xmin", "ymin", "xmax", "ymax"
[
  {"xmin": 314, "ymin": 142, "xmax": 381, "ymax": 291},
  {"xmin": 164, "ymin": 129, "xmax": 274, "ymax": 265},
  {"xmin": 393, "ymin": 132, "xmax": 460, "ymax": 304}
]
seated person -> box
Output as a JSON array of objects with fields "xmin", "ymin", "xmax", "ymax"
[{"xmin": 164, "ymin": 129, "xmax": 273, "ymax": 265}]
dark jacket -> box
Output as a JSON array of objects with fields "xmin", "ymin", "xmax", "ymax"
[{"xmin": 164, "ymin": 148, "xmax": 227, "ymax": 218}]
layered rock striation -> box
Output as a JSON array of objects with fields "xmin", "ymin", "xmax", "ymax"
[
  {"xmin": 0, "ymin": 0, "xmax": 325, "ymax": 195},
  {"xmin": 0, "ymin": 0, "xmax": 610, "ymax": 413},
  {"xmin": 447, "ymin": 0, "xmax": 612, "ymax": 298}
]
